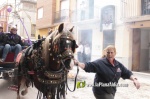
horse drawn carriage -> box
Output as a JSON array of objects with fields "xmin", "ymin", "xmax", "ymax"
[{"xmin": 0, "ymin": 23, "xmax": 78, "ymax": 99}]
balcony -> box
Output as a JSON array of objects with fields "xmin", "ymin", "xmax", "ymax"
[
  {"xmin": 121, "ymin": 0, "xmax": 150, "ymax": 23},
  {"xmin": 53, "ymin": 7, "xmax": 99, "ymax": 24},
  {"xmin": 20, "ymin": 0, "xmax": 37, "ymax": 4},
  {"xmin": 70, "ymin": 7, "xmax": 99, "ymax": 23},
  {"xmin": 53, "ymin": 9, "xmax": 70, "ymax": 24}
]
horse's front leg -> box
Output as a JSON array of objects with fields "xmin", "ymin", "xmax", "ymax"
[
  {"xmin": 21, "ymin": 78, "xmax": 29, "ymax": 96},
  {"xmin": 17, "ymin": 77, "xmax": 29, "ymax": 99}
]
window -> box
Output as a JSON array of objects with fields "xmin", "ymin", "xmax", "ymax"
[
  {"xmin": 77, "ymin": 0, "xmax": 94, "ymax": 21},
  {"xmin": 37, "ymin": 7, "xmax": 43, "ymax": 19},
  {"xmin": 103, "ymin": 30, "xmax": 115, "ymax": 49},
  {"xmin": 1, "ymin": 11, "xmax": 4, "ymax": 18},
  {"xmin": 60, "ymin": 0, "xmax": 69, "ymax": 18},
  {"xmin": 142, "ymin": 0, "xmax": 150, "ymax": 15},
  {"xmin": 24, "ymin": 3, "xmax": 35, "ymax": 11}
]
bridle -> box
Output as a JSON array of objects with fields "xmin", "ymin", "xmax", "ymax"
[
  {"xmin": 49, "ymin": 31, "xmax": 75, "ymax": 70},
  {"xmin": 47, "ymin": 31, "xmax": 79, "ymax": 92},
  {"xmin": 61, "ymin": 59, "xmax": 79, "ymax": 92}
]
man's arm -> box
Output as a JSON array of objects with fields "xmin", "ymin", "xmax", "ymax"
[
  {"xmin": 75, "ymin": 60, "xmax": 85, "ymax": 69},
  {"xmin": 74, "ymin": 59, "xmax": 99, "ymax": 73}
]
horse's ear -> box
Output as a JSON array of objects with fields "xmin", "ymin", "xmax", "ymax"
[
  {"xmin": 69, "ymin": 26, "xmax": 74, "ymax": 32},
  {"xmin": 58, "ymin": 23, "xmax": 64, "ymax": 33},
  {"xmin": 48, "ymin": 30, "xmax": 53, "ymax": 35}
]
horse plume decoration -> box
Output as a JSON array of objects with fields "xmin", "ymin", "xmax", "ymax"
[{"xmin": 16, "ymin": 23, "xmax": 78, "ymax": 99}]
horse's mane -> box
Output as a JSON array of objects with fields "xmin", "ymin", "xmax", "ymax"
[{"xmin": 52, "ymin": 29, "xmax": 74, "ymax": 44}]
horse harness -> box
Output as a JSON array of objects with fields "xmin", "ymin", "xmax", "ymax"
[{"xmin": 20, "ymin": 33, "xmax": 79, "ymax": 91}]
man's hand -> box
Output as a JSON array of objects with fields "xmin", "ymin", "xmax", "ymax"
[
  {"xmin": 73, "ymin": 59, "xmax": 85, "ymax": 69},
  {"xmin": 133, "ymin": 78, "xmax": 140, "ymax": 89},
  {"xmin": 73, "ymin": 59, "xmax": 79, "ymax": 66}
]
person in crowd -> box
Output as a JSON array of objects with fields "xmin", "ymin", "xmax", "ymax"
[
  {"xmin": 21, "ymin": 37, "xmax": 32, "ymax": 49},
  {"xmin": 0, "ymin": 26, "xmax": 5, "ymax": 49},
  {"xmin": 74, "ymin": 45, "xmax": 140, "ymax": 99},
  {"xmin": 0, "ymin": 27, "xmax": 23, "ymax": 62},
  {"xmin": 77, "ymin": 42, "xmax": 84, "ymax": 62},
  {"xmin": 84, "ymin": 43, "xmax": 91, "ymax": 62},
  {"xmin": 0, "ymin": 26, "xmax": 7, "ymax": 62}
]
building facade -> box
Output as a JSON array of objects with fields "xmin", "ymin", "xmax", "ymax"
[
  {"xmin": 0, "ymin": 4, "xmax": 9, "ymax": 32},
  {"xmin": 6, "ymin": 0, "xmax": 37, "ymax": 40},
  {"xmin": 36, "ymin": 0, "xmax": 148, "ymax": 72},
  {"xmin": 120, "ymin": 0, "xmax": 150, "ymax": 72}
]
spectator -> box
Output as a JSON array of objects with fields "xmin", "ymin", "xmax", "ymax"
[
  {"xmin": 0, "ymin": 26, "xmax": 6, "ymax": 60},
  {"xmin": 77, "ymin": 42, "xmax": 84, "ymax": 62},
  {"xmin": 0, "ymin": 26, "xmax": 5, "ymax": 49},
  {"xmin": 0, "ymin": 27, "xmax": 23, "ymax": 62},
  {"xmin": 21, "ymin": 37, "xmax": 32, "ymax": 49},
  {"xmin": 84, "ymin": 43, "xmax": 91, "ymax": 62}
]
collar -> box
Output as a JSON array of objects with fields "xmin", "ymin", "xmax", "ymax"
[{"xmin": 103, "ymin": 57, "xmax": 119, "ymax": 67}]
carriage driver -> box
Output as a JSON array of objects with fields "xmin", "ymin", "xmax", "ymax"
[{"xmin": 0, "ymin": 27, "xmax": 23, "ymax": 62}]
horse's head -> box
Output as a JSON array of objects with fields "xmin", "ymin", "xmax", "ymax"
[{"xmin": 42, "ymin": 23, "xmax": 78, "ymax": 71}]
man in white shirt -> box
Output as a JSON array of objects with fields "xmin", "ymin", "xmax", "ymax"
[
  {"xmin": 84, "ymin": 43, "xmax": 91, "ymax": 62},
  {"xmin": 77, "ymin": 42, "xmax": 83, "ymax": 62}
]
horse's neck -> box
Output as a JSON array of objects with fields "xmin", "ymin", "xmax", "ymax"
[{"xmin": 47, "ymin": 57, "xmax": 61, "ymax": 71}]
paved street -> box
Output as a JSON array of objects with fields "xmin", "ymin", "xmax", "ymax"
[
  {"xmin": 0, "ymin": 67, "xmax": 150, "ymax": 99},
  {"xmin": 66, "ymin": 67, "xmax": 150, "ymax": 99}
]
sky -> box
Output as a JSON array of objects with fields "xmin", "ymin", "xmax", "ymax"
[
  {"xmin": 0, "ymin": 0, "xmax": 6, "ymax": 6},
  {"xmin": 0, "ymin": 0, "xmax": 20, "ymax": 7}
]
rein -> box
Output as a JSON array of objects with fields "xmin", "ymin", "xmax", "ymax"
[{"xmin": 61, "ymin": 60, "xmax": 79, "ymax": 92}]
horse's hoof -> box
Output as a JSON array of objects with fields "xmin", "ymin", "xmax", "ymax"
[{"xmin": 21, "ymin": 90, "xmax": 28, "ymax": 96}]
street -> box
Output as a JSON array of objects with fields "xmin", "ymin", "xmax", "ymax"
[{"xmin": 0, "ymin": 67, "xmax": 150, "ymax": 99}]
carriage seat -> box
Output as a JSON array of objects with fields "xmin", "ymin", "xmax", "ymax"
[
  {"xmin": 0, "ymin": 46, "xmax": 28, "ymax": 62},
  {"xmin": 0, "ymin": 46, "xmax": 28, "ymax": 68}
]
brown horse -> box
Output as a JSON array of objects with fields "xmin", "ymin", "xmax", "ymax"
[{"xmin": 16, "ymin": 23, "xmax": 78, "ymax": 99}]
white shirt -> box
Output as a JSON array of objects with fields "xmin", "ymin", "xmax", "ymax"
[
  {"xmin": 84, "ymin": 46, "xmax": 90, "ymax": 55},
  {"xmin": 77, "ymin": 44, "xmax": 83, "ymax": 53}
]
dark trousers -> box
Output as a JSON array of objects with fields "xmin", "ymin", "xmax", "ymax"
[{"xmin": 94, "ymin": 93, "xmax": 114, "ymax": 99}]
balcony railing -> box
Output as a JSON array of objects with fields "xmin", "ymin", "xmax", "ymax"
[
  {"xmin": 53, "ymin": 7, "xmax": 99, "ymax": 24},
  {"xmin": 20, "ymin": 0, "xmax": 37, "ymax": 3},
  {"xmin": 70, "ymin": 7, "xmax": 99, "ymax": 22},
  {"xmin": 53, "ymin": 9, "xmax": 70, "ymax": 23}
]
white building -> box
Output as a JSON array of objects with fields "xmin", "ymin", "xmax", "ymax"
[{"xmin": 8, "ymin": 0, "xmax": 37, "ymax": 40}]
